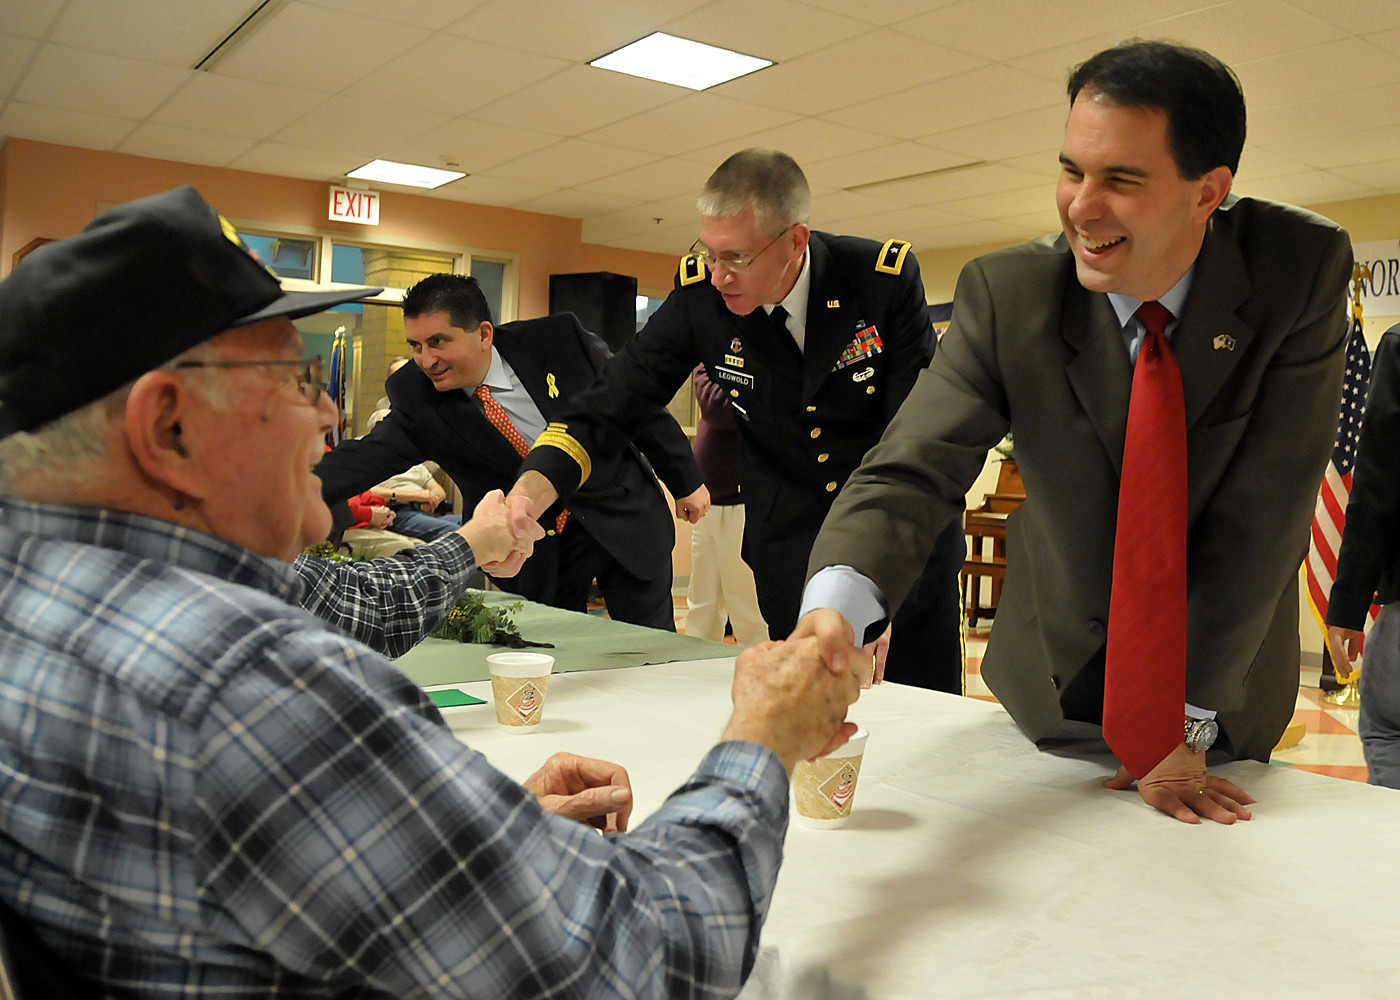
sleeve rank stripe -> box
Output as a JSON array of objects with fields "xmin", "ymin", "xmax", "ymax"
[{"xmin": 531, "ymin": 424, "xmax": 592, "ymax": 487}]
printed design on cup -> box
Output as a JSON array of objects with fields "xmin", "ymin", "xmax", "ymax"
[
  {"xmin": 820, "ymin": 761, "xmax": 859, "ymax": 813},
  {"xmin": 508, "ymin": 681, "xmax": 542, "ymax": 722}
]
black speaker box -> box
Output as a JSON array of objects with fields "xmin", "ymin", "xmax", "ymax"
[{"xmin": 549, "ymin": 271, "xmax": 639, "ymax": 353}]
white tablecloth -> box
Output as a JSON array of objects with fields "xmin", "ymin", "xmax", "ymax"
[{"xmin": 433, "ymin": 659, "xmax": 1400, "ymax": 1000}]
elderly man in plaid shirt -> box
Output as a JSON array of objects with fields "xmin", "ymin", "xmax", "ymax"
[{"xmin": 0, "ymin": 186, "xmax": 862, "ymax": 998}]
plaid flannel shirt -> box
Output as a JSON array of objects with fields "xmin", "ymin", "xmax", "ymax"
[{"xmin": 0, "ymin": 501, "xmax": 787, "ymax": 998}]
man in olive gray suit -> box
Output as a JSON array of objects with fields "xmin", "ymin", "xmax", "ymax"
[{"xmin": 799, "ymin": 40, "xmax": 1352, "ymax": 824}]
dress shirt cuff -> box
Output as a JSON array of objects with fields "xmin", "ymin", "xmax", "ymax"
[
  {"xmin": 1185, "ymin": 703, "xmax": 1216, "ymax": 721},
  {"xmin": 799, "ymin": 566, "xmax": 889, "ymax": 644}
]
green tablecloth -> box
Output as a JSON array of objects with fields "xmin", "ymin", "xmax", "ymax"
[{"xmin": 394, "ymin": 590, "xmax": 734, "ymax": 687}]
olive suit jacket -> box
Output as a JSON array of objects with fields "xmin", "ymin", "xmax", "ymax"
[
  {"xmin": 809, "ymin": 196, "xmax": 1352, "ymax": 762},
  {"xmin": 316, "ymin": 313, "xmax": 701, "ymax": 603}
]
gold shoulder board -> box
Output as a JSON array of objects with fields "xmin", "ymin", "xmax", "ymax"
[
  {"xmin": 679, "ymin": 253, "xmax": 707, "ymax": 286},
  {"xmin": 876, "ymin": 239, "xmax": 912, "ymax": 276}
]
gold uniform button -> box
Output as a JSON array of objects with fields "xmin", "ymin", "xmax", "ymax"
[
  {"xmin": 730, "ymin": 389, "xmax": 739, "ymax": 397},
  {"xmin": 817, "ymin": 453, "xmax": 829, "ymax": 463},
  {"xmin": 810, "ymin": 427, "xmax": 821, "ymax": 439},
  {"xmin": 865, "ymin": 385, "xmax": 875, "ymax": 395},
  {"xmin": 546, "ymin": 529, "xmax": 557, "ymax": 536},
  {"xmin": 826, "ymin": 481, "xmax": 838, "ymax": 492},
  {"xmin": 805, "ymin": 405, "xmax": 816, "ymax": 412}
]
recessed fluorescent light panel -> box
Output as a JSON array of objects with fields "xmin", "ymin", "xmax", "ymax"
[
  {"xmin": 346, "ymin": 159, "xmax": 465, "ymax": 190},
  {"xmin": 590, "ymin": 32, "xmax": 771, "ymax": 90}
]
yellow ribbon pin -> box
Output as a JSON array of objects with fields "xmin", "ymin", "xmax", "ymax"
[{"xmin": 546, "ymin": 373, "xmax": 560, "ymax": 398}]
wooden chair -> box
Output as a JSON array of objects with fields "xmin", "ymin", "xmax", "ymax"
[{"xmin": 962, "ymin": 488, "xmax": 1025, "ymax": 626}]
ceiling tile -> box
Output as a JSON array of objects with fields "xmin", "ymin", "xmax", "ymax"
[
  {"xmin": 1262, "ymin": 128, "xmax": 1400, "ymax": 171},
  {"xmin": 860, "ymin": 162, "xmax": 1046, "ymax": 206},
  {"xmin": 153, "ymin": 73, "xmax": 328, "ymax": 139},
  {"xmin": 1331, "ymin": 159, "xmax": 1400, "ymax": 191},
  {"xmin": 471, "ymin": 65, "xmax": 684, "ymax": 137},
  {"xmin": 444, "ymin": 0, "xmax": 707, "ymax": 61},
  {"xmin": 0, "ymin": 0, "xmax": 65, "ymax": 38},
  {"xmin": 823, "ymin": 63, "xmax": 1058, "ymax": 139},
  {"xmin": 1235, "ymin": 145, "xmax": 1315, "ymax": 182},
  {"xmin": 300, "ymin": 0, "xmax": 491, "ymax": 30},
  {"xmin": 1250, "ymin": 90, "xmax": 1400, "ymax": 147},
  {"xmin": 210, "ymin": 2, "xmax": 428, "ymax": 93},
  {"xmin": 429, "ymin": 174, "xmax": 556, "ymax": 208},
  {"xmin": 919, "ymin": 104, "xmax": 1067, "ymax": 163},
  {"xmin": 50, "ymin": 0, "xmax": 257, "ymax": 67},
  {"xmin": 513, "ymin": 188, "xmax": 634, "ymax": 219},
  {"xmin": 489, "ymin": 139, "xmax": 658, "ymax": 187},
  {"xmin": 0, "ymin": 100, "xmax": 135, "ymax": 150},
  {"xmin": 1271, "ymin": 0, "xmax": 1400, "ymax": 35},
  {"xmin": 662, "ymin": 0, "xmax": 874, "ymax": 62},
  {"xmin": 383, "ymin": 118, "xmax": 560, "ymax": 175},
  {"xmin": 715, "ymin": 29, "xmax": 985, "ymax": 116},
  {"xmin": 1370, "ymin": 28, "xmax": 1400, "ymax": 59},
  {"xmin": 804, "ymin": 142, "xmax": 974, "ymax": 190},
  {"xmin": 341, "ymin": 34, "xmax": 569, "ymax": 117},
  {"xmin": 1236, "ymin": 38, "xmax": 1400, "ymax": 107},
  {"xmin": 575, "ymin": 157, "xmax": 708, "ymax": 201},
  {"xmin": 580, "ymin": 93, "xmax": 797, "ymax": 156},
  {"xmin": 939, "ymin": 184, "xmax": 1052, "ymax": 221},
  {"xmin": 1150, "ymin": 0, "xmax": 1348, "ymax": 65},
  {"xmin": 0, "ymin": 36, "xmax": 38, "ymax": 99},
  {"xmin": 227, "ymin": 140, "xmax": 363, "ymax": 181},
  {"xmin": 808, "ymin": 188, "xmax": 908, "ymax": 226},
  {"xmin": 1241, "ymin": 170, "xmax": 1378, "ymax": 206},
  {"xmin": 117, "ymin": 121, "xmax": 257, "ymax": 165},
  {"xmin": 273, "ymin": 96, "xmax": 449, "ymax": 159},
  {"xmin": 604, "ymin": 222, "xmax": 700, "ymax": 255},
  {"xmin": 704, "ymin": 118, "xmax": 897, "ymax": 169},
  {"xmin": 15, "ymin": 43, "xmax": 191, "ymax": 118},
  {"xmin": 797, "ymin": 0, "xmax": 962, "ymax": 26},
  {"xmin": 895, "ymin": 0, "xmax": 1196, "ymax": 62},
  {"xmin": 581, "ymin": 197, "xmax": 699, "ymax": 241},
  {"xmin": 838, "ymin": 204, "xmax": 976, "ymax": 239},
  {"xmin": 915, "ymin": 218, "xmax": 1026, "ymax": 250}
]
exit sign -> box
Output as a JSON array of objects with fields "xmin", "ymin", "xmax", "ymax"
[{"xmin": 329, "ymin": 186, "xmax": 380, "ymax": 225}]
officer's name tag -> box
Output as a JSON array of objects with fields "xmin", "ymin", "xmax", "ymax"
[{"xmin": 714, "ymin": 366, "xmax": 752, "ymax": 389}]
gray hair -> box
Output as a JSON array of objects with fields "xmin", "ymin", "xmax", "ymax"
[
  {"xmin": 696, "ymin": 149, "xmax": 811, "ymax": 235},
  {"xmin": 0, "ymin": 342, "xmax": 230, "ymax": 489}
]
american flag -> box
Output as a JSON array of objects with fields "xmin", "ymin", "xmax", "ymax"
[
  {"xmin": 326, "ymin": 325, "xmax": 348, "ymax": 447},
  {"xmin": 1305, "ymin": 313, "xmax": 1374, "ymax": 633}
]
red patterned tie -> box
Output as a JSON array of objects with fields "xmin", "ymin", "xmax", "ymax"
[
  {"xmin": 475, "ymin": 384, "xmax": 568, "ymax": 535},
  {"xmin": 1102, "ymin": 300, "xmax": 1187, "ymax": 779}
]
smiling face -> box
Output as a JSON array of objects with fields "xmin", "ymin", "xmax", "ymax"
[
  {"xmin": 1055, "ymin": 91, "xmax": 1231, "ymax": 302},
  {"xmin": 404, "ymin": 310, "xmax": 493, "ymax": 392},
  {"xmin": 185, "ymin": 319, "xmax": 337, "ymax": 561},
  {"xmin": 698, "ymin": 206, "xmax": 809, "ymax": 317}
]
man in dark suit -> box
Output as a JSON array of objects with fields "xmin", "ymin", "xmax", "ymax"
[
  {"xmin": 508, "ymin": 149, "xmax": 965, "ymax": 687},
  {"xmin": 801, "ymin": 40, "xmax": 1353, "ymax": 823},
  {"xmin": 316, "ymin": 274, "xmax": 706, "ymax": 629}
]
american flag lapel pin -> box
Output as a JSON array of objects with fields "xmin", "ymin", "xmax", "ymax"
[{"xmin": 1213, "ymin": 334, "xmax": 1236, "ymax": 351}]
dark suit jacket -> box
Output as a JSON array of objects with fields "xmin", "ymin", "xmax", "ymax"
[
  {"xmin": 316, "ymin": 313, "xmax": 701, "ymax": 599},
  {"xmin": 810, "ymin": 196, "xmax": 1353, "ymax": 762},
  {"xmin": 1328, "ymin": 324, "xmax": 1400, "ymax": 628},
  {"xmin": 522, "ymin": 231, "xmax": 935, "ymax": 628}
]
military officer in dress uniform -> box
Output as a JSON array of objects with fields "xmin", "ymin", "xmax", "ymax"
[{"xmin": 509, "ymin": 149, "xmax": 966, "ymax": 684}]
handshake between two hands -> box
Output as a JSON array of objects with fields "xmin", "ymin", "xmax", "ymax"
[{"xmin": 458, "ymin": 490, "xmax": 545, "ymax": 578}]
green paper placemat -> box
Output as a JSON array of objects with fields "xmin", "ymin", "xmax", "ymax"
[{"xmin": 395, "ymin": 590, "xmax": 734, "ymax": 687}]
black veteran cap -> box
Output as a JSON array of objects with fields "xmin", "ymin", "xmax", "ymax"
[{"xmin": 0, "ymin": 185, "xmax": 383, "ymax": 439}]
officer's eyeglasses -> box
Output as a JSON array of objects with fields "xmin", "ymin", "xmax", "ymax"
[{"xmin": 688, "ymin": 224, "xmax": 794, "ymax": 272}]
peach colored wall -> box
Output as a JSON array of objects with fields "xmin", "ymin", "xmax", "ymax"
[{"xmin": 0, "ymin": 138, "xmax": 677, "ymax": 319}]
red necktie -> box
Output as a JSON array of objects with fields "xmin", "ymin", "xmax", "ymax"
[
  {"xmin": 475, "ymin": 384, "xmax": 568, "ymax": 535},
  {"xmin": 1102, "ymin": 300, "xmax": 1187, "ymax": 779}
]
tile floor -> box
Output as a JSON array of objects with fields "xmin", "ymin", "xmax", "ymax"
[{"xmin": 653, "ymin": 590, "xmax": 1371, "ymax": 785}]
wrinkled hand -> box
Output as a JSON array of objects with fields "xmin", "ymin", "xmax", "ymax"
[
  {"xmin": 864, "ymin": 623, "xmax": 892, "ymax": 686},
  {"xmin": 421, "ymin": 491, "xmax": 442, "ymax": 514},
  {"xmin": 1326, "ymin": 625, "xmax": 1364, "ymax": 682},
  {"xmin": 522, "ymin": 752, "xmax": 633, "ymax": 834},
  {"xmin": 790, "ymin": 608, "xmax": 875, "ymax": 687},
  {"xmin": 675, "ymin": 485, "xmax": 711, "ymax": 523},
  {"xmin": 369, "ymin": 505, "xmax": 395, "ymax": 529},
  {"xmin": 723, "ymin": 636, "xmax": 863, "ymax": 772},
  {"xmin": 466, "ymin": 490, "xmax": 543, "ymax": 578},
  {"xmin": 1104, "ymin": 743, "xmax": 1255, "ymax": 825}
]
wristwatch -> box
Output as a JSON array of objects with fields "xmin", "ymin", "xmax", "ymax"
[{"xmin": 1184, "ymin": 717, "xmax": 1218, "ymax": 753}]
